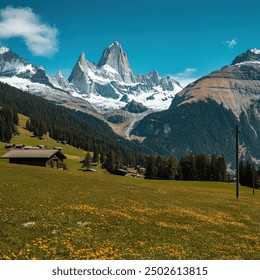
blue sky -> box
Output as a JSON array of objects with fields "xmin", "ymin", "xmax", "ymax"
[{"xmin": 0, "ymin": 0, "xmax": 260, "ymax": 86}]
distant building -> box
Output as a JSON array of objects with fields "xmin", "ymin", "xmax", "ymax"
[
  {"xmin": 114, "ymin": 169, "xmax": 129, "ymax": 176},
  {"xmin": 138, "ymin": 167, "xmax": 146, "ymax": 175},
  {"xmin": 4, "ymin": 143, "xmax": 15, "ymax": 149},
  {"xmin": 0, "ymin": 149, "xmax": 67, "ymax": 169},
  {"xmin": 37, "ymin": 145, "xmax": 46, "ymax": 149},
  {"xmin": 15, "ymin": 144, "xmax": 25, "ymax": 149}
]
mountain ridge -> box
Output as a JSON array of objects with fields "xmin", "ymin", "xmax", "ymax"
[
  {"xmin": 68, "ymin": 41, "xmax": 182, "ymax": 111},
  {"xmin": 132, "ymin": 48, "xmax": 260, "ymax": 165},
  {"xmin": 0, "ymin": 43, "xmax": 182, "ymax": 138}
]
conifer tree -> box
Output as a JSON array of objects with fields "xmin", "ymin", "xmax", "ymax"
[
  {"xmin": 82, "ymin": 152, "xmax": 92, "ymax": 169},
  {"xmin": 4, "ymin": 122, "xmax": 13, "ymax": 142},
  {"xmin": 100, "ymin": 151, "xmax": 105, "ymax": 166},
  {"xmin": 180, "ymin": 154, "xmax": 196, "ymax": 180},
  {"xmin": 195, "ymin": 153, "xmax": 208, "ymax": 181},
  {"xmin": 103, "ymin": 151, "xmax": 117, "ymax": 173},
  {"xmin": 166, "ymin": 156, "xmax": 179, "ymax": 180},
  {"xmin": 145, "ymin": 155, "xmax": 157, "ymax": 179},
  {"xmin": 92, "ymin": 148, "xmax": 100, "ymax": 164}
]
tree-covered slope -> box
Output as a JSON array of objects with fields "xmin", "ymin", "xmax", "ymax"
[
  {"xmin": 0, "ymin": 82, "xmax": 150, "ymax": 165},
  {"xmin": 132, "ymin": 100, "xmax": 239, "ymax": 162}
]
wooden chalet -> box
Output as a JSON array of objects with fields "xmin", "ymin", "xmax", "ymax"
[{"xmin": 0, "ymin": 149, "xmax": 67, "ymax": 169}]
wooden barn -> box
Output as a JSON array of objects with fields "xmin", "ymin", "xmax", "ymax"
[{"xmin": 0, "ymin": 149, "xmax": 67, "ymax": 169}]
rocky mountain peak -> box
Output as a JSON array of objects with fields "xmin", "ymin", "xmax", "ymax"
[
  {"xmin": 68, "ymin": 52, "xmax": 94, "ymax": 94},
  {"xmin": 0, "ymin": 47, "xmax": 37, "ymax": 79},
  {"xmin": 53, "ymin": 70, "xmax": 76, "ymax": 92},
  {"xmin": 79, "ymin": 52, "xmax": 86, "ymax": 64},
  {"xmin": 56, "ymin": 70, "xmax": 63, "ymax": 78},
  {"xmin": 148, "ymin": 70, "xmax": 160, "ymax": 84},
  {"xmin": 250, "ymin": 48, "xmax": 260, "ymax": 54},
  {"xmin": 0, "ymin": 47, "xmax": 23, "ymax": 62},
  {"xmin": 109, "ymin": 40, "xmax": 121, "ymax": 48},
  {"xmin": 0, "ymin": 47, "xmax": 10, "ymax": 55},
  {"xmin": 231, "ymin": 48, "xmax": 260, "ymax": 65},
  {"xmin": 97, "ymin": 41, "xmax": 136, "ymax": 83}
]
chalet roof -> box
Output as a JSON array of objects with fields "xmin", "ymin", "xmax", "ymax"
[
  {"xmin": 0, "ymin": 149, "xmax": 67, "ymax": 159},
  {"xmin": 5, "ymin": 143, "xmax": 15, "ymax": 147},
  {"xmin": 116, "ymin": 169, "xmax": 128, "ymax": 173}
]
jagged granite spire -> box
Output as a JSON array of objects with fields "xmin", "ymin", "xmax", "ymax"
[
  {"xmin": 54, "ymin": 70, "xmax": 74, "ymax": 91},
  {"xmin": 98, "ymin": 41, "xmax": 136, "ymax": 83},
  {"xmin": 68, "ymin": 52, "xmax": 96, "ymax": 94}
]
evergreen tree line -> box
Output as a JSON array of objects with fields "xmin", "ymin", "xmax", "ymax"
[
  {"xmin": 239, "ymin": 160, "xmax": 260, "ymax": 189},
  {"xmin": 82, "ymin": 150, "xmax": 124, "ymax": 173},
  {"xmin": 102, "ymin": 151, "xmax": 125, "ymax": 173},
  {"xmin": 145, "ymin": 153, "xmax": 227, "ymax": 181},
  {"xmin": 0, "ymin": 82, "xmax": 148, "ymax": 166},
  {"xmin": 0, "ymin": 104, "xmax": 18, "ymax": 142}
]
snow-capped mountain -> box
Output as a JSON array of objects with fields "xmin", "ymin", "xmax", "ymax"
[
  {"xmin": 0, "ymin": 43, "xmax": 182, "ymax": 138},
  {"xmin": 0, "ymin": 43, "xmax": 182, "ymax": 113},
  {"xmin": 132, "ymin": 48, "xmax": 260, "ymax": 164},
  {"xmin": 0, "ymin": 47, "xmax": 96, "ymax": 113},
  {"xmin": 68, "ymin": 41, "xmax": 182, "ymax": 111},
  {"xmin": 0, "ymin": 47, "xmax": 36, "ymax": 79}
]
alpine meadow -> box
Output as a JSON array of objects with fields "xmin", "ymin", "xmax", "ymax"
[
  {"xmin": 0, "ymin": 0, "xmax": 260, "ymax": 262},
  {"xmin": 0, "ymin": 100, "xmax": 259, "ymax": 260}
]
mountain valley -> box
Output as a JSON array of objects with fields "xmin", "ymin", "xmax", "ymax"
[
  {"xmin": 0, "ymin": 42, "xmax": 182, "ymax": 138},
  {"xmin": 2, "ymin": 44, "xmax": 260, "ymax": 165}
]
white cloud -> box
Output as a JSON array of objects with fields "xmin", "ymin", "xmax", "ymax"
[
  {"xmin": 0, "ymin": 6, "xmax": 58, "ymax": 57},
  {"xmin": 172, "ymin": 68, "xmax": 199, "ymax": 87},
  {"xmin": 224, "ymin": 38, "xmax": 237, "ymax": 49}
]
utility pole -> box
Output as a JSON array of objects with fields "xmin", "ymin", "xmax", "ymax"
[{"xmin": 236, "ymin": 125, "xmax": 239, "ymax": 198}]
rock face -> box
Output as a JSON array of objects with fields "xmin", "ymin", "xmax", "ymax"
[
  {"xmin": 123, "ymin": 100, "xmax": 148, "ymax": 113},
  {"xmin": 98, "ymin": 41, "xmax": 136, "ymax": 83},
  {"xmin": 132, "ymin": 49, "xmax": 260, "ymax": 165},
  {"xmin": 68, "ymin": 52, "xmax": 96, "ymax": 95}
]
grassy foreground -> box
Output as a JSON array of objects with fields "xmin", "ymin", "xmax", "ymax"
[
  {"xmin": 0, "ymin": 161, "xmax": 259, "ymax": 260},
  {"xmin": 0, "ymin": 114, "xmax": 259, "ymax": 260}
]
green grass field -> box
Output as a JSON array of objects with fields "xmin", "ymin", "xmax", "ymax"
[
  {"xmin": 0, "ymin": 115, "xmax": 259, "ymax": 260},
  {"xmin": 0, "ymin": 163, "xmax": 259, "ymax": 260}
]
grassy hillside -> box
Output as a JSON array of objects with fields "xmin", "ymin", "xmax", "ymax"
[
  {"xmin": 0, "ymin": 116, "xmax": 259, "ymax": 260},
  {"xmin": 0, "ymin": 113, "xmax": 87, "ymax": 170}
]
